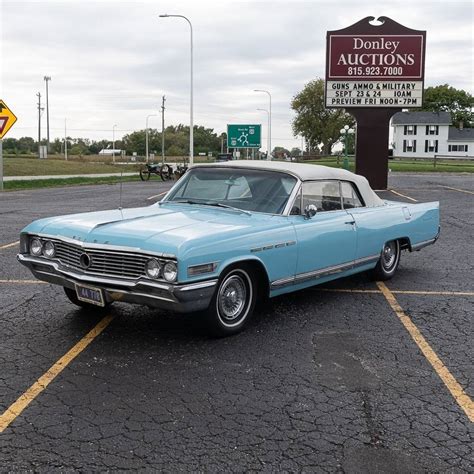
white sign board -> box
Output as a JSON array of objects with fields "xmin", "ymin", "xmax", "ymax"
[{"xmin": 326, "ymin": 81, "xmax": 422, "ymax": 107}]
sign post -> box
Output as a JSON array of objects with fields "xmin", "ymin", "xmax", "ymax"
[
  {"xmin": 227, "ymin": 124, "xmax": 261, "ymax": 151},
  {"xmin": 325, "ymin": 17, "xmax": 426, "ymax": 189},
  {"xmin": 0, "ymin": 100, "xmax": 18, "ymax": 191}
]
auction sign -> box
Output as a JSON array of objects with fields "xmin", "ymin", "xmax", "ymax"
[{"xmin": 326, "ymin": 20, "xmax": 426, "ymax": 108}]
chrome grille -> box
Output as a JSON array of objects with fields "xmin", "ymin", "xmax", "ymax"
[{"xmin": 54, "ymin": 240, "xmax": 149, "ymax": 279}]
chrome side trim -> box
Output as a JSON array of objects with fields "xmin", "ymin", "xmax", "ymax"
[
  {"xmin": 270, "ymin": 254, "xmax": 379, "ymax": 289},
  {"xmin": 411, "ymin": 238, "xmax": 437, "ymax": 251},
  {"xmin": 178, "ymin": 280, "xmax": 218, "ymax": 292},
  {"xmin": 33, "ymin": 233, "xmax": 177, "ymax": 260}
]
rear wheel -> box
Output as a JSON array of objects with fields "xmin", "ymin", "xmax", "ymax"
[
  {"xmin": 204, "ymin": 265, "xmax": 257, "ymax": 337},
  {"xmin": 160, "ymin": 164, "xmax": 173, "ymax": 181},
  {"xmin": 139, "ymin": 167, "xmax": 151, "ymax": 181},
  {"xmin": 370, "ymin": 240, "xmax": 401, "ymax": 281},
  {"xmin": 63, "ymin": 287, "xmax": 111, "ymax": 309}
]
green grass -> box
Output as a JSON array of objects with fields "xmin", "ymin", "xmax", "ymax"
[
  {"xmin": 4, "ymin": 157, "xmax": 139, "ymax": 176},
  {"xmin": 3, "ymin": 175, "xmax": 150, "ymax": 191},
  {"xmin": 303, "ymin": 157, "xmax": 474, "ymax": 173}
]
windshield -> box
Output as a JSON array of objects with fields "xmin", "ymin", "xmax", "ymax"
[{"xmin": 164, "ymin": 167, "xmax": 298, "ymax": 214}]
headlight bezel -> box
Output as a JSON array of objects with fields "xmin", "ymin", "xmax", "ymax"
[
  {"xmin": 163, "ymin": 261, "xmax": 178, "ymax": 282},
  {"xmin": 43, "ymin": 240, "xmax": 56, "ymax": 258},
  {"xmin": 145, "ymin": 258, "xmax": 162, "ymax": 279},
  {"xmin": 29, "ymin": 238, "xmax": 43, "ymax": 256}
]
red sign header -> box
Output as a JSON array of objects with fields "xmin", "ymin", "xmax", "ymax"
[{"xmin": 328, "ymin": 35, "xmax": 424, "ymax": 80}]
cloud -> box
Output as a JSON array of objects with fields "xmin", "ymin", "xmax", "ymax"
[{"xmin": 1, "ymin": 0, "xmax": 472, "ymax": 150}]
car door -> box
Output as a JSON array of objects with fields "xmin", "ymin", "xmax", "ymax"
[{"xmin": 290, "ymin": 180, "xmax": 357, "ymax": 280}]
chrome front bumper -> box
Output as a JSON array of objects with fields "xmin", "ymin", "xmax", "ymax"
[{"xmin": 17, "ymin": 254, "xmax": 217, "ymax": 313}]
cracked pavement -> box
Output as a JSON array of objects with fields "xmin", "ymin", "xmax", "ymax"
[{"xmin": 0, "ymin": 174, "xmax": 472, "ymax": 471}]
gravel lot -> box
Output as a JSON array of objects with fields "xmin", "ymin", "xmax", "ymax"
[{"xmin": 0, "ymin": 173, "xmax": 472, "ymax": 472}]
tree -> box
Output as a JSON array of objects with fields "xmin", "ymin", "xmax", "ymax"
[
  {"xmin": 421, "ymin": 84, "xmax": 473, "ymax": 127},
  {"xmin": 272, "ymin": 146, "xmax": 290, "ymax": 159},
  {"xmin": 291, "ymin": 78, "xmax": 354, "ymax": 155},
  {"xmin": 290, "ymin": 147, "xmax": 302, "ymax": 157}
]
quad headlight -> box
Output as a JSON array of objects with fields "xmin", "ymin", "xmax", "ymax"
[
  {"xmin": 145, "ymin": 258, "xmax": 162, "ymax": 279},
  {"xmin": 43, "ymin": 240, "xmax": 56, "ymax": 258},
  {"xmin": 163, "ymin": 261, "xmax": 178, "ymax": 282},
  {"xmin": 30, "ymin": 238, "xmax": 43, "ymax": 256}
]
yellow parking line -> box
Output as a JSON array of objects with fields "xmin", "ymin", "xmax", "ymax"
[
  {"xmin": 441, "ymin": 185, "xmax": 474, "ymax": 195},
  {"xmin": 377, "ymin": 282, "xmax": 473, "ymax": 422},
  {"xmin": 0, "ymin": 279, "xmax": 47, "ymax": 284},
  {"xmin": 147, "ymin": 191, "xmax": 167, "ymax": 201},
  {"xmin": 0, "ymin": 314, "xmax": 115, "ymax": 433},
  {"xmin": 0, "ymin": 241, "xmax": 19, "ymax": 250},
  {"xmin": 390, "ymin": 189, "xmax": 418, "ymax": 202},
  {"xmin": 317, "ymin": 288, "xmax": 380, "ymax": 294},
  {"xmin": 392, "ymin": 290, "xmax": 474, "ymax": 297}
]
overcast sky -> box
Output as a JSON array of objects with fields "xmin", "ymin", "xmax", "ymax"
[{"xmin": 0, "ymin": 0, "xmax": 472, "ymax": 150}]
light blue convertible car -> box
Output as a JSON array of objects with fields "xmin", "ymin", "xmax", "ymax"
[{"xmin": 18, "ymin": 161, "xmax": 440, "ymax": 336}]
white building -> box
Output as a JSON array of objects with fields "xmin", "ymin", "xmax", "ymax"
[{"xmin": 392, "ymin": 111, "xmax": 473, "ymax": 158}]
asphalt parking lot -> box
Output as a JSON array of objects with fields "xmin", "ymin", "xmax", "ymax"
[{"xmin": 0, "ymin": 173, "xmax": 472, "ymax": 472}]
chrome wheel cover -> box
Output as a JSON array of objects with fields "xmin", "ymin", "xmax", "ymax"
[
  {"xmin": 217, "ymin": 275, "xmax": 247, "ymax": 322},
  {"xmin": 382, "ymin": 241, "xmax": 397, "ymax": 270}
]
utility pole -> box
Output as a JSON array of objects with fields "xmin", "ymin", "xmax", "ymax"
[
  {"xmin": 44, "ymin": 76, "xmax": 51, "ymax": 151},
  {"xmin": 37, "ymin": 92, "xmax": 42, "ymax": 159},
  {"xmin": 161, "ymin": 95, "xmax": 166, "ymax": 164}
]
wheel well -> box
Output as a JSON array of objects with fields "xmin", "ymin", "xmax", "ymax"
[
  {"xmin": 221, "ymin": 260, "xmax": 270, "ymax": 299},
  {"xmin": 398, "ymin": 237, "xmax": 412, "ymax": 251}
]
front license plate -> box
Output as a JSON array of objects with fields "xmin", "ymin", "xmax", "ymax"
[{"xmin": 75, "ymin": 284, "xmax": 105, "ymax": 307}]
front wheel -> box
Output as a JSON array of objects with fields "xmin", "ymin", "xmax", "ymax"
[
  {"xmin": 204, "ymin": 266, "xmax": 257, "ymax": 337},
  {"xmin": 370, "ymin": 240, "xmax": 401, "ymax": 281}
]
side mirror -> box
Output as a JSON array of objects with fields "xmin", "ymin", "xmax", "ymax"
[{"xmin": 304, "ymin": 204, "xmax": 317, "ymax": 219}]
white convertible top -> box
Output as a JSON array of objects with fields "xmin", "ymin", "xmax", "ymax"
[{"xmin": 193, "ymin": 160, "xmax": 384, "ymax": 207}]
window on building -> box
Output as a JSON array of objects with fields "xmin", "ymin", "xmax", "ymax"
[
  {"xmin": 425, "ymin": 140, "xmax": 438, "ymax": 153},
  {"xmin": 302, "ymin": 181, "xmax": 342, "ymax": 212},
  {"xmin": 340, "ymin": 181, "xmax": 364, "ymax": 209},
  {"xmin": 448, "ymin": 144, "xmax": 469, "ymax": 152},
  {"xmin": 404, "ymin": 125, "xmax": 417, "ymax": 135},
  {"xmin": 426, "ymin": 125, "xmax": 439, "ymax": 135},
  {"xmin": 403, "ymin": 140, "xmax": 416, "ymax": 153}
]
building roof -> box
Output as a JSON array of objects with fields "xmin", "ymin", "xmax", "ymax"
[
  {"xmin": 392, "ymin": 111, "xmax": 452, "ymax": 125},
  {"xmin": 192, "ymin": 160, "xmax": 385, "ymax": 207},
  {"xmin": 448, "ymin": 127, "xmax": 474, "ymax": 142}
]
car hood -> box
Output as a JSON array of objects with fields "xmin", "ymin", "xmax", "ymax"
[{"xmin": 22, "ymin": 203, "xmax": 288, "ymax": 256}]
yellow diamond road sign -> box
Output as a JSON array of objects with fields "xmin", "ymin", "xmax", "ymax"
[{"xmin": 0, "ymin": 100, "xmax": 18, "ymax": 139}]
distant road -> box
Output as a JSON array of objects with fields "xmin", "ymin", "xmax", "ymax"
[{"xmin": 4, "ymin": 172, "xmax": 137, "ymax": 181}]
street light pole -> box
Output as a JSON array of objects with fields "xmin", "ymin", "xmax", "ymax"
[
  {"xmin": 145, "ymin": 114, "xmax": 157, "ymax": 163},
  {"xmin": 112, "ymin": 124, "xmax": 117, "ymax": 164},
  {"xmin": 36, "ymin": 92, "xmax": 42, "ymax": 159},
  {"xmin": 159, "ymin": 14, "xmax": 193, "ymax": 165},
  {"xmin": 254, "ymin": 89, "xmax": 271, "ymax": 160},
  {"xmin": 161, "ymin": 95, "xmax": 166, "ymax": 164},
  {"xmin": 257, "ymin": 108, "xmax": 269, "ymax": 160},
  {"xmin": 339, "ymin": 125, "xmax": 355, "ymax": 170},
  {"xmin": 44, "ymin": 76, "xmax": 51, "ymax": 152}
]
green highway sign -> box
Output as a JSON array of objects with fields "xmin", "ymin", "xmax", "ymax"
[{"xmin": 227, "ymin": 124, "xmax": 261, "ymax": 148}]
